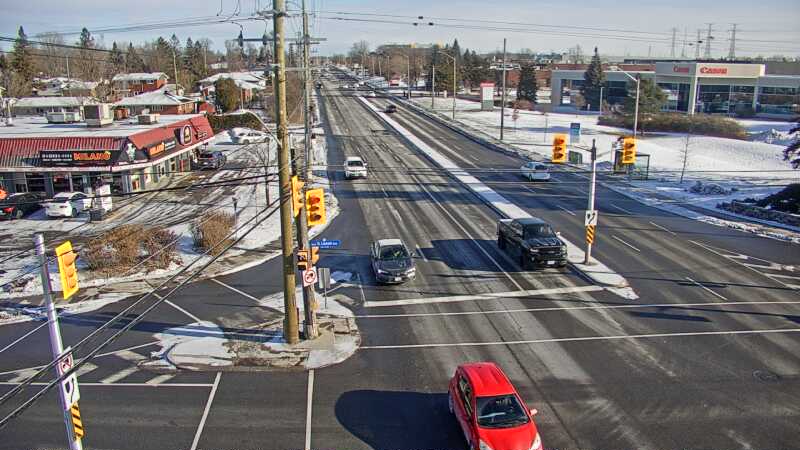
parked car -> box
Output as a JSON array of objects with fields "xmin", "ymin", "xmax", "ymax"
[
  {"xmin": 45, "ymin": 192, "xmax": 92, "ymax": 218},
  {"xmin": 384, "ymin": 104, "xmax": 398, "ymax": 113},
  {"xmin": 233, "ymin": 130, "xmax": 270, "ymax": 145},
  {"xmin": 0, "ymin": 192, "xmax": 45, "ymax": 220},
  {"xmin": 497, "ymin": 217, "xmax": 567, "ymax": 269},
  {"xmin": 449, "ymin": 362, "xmax": 543, "ymax": 450},
  {"xmin": 344, "ymin": 156, "xmax": 368, "ymax": 179},
  {"xmin": 370, "ymin": 239, "xmax": 416, "ymax": 284},
  {"xmin": 520, "ymin": 162, "xmax": 551, "ymax": 181},
  {"xmin": 193, "ymin": 151, "xmax": 227, "ymax": 170}
]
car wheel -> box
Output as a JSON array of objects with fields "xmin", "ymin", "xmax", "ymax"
[
  {"xmin": 448, "ymin": 392, "xmax": 454, "ymax": 414},
  {"xmin": 15, "ymin": 209, "xmax": 23, "ymax": 220}
]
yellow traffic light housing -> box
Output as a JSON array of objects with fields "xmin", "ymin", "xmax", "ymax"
[
  {"xmin": 297, "ymin": 249, "xmax": 309, "ymax": 271},
  {"xmin": 311, "ymin": 246, "xmax": 319, "ymax": 264},
  {"xmin": 55, "ymin": 241, "xmax": 79, "ymax": 300},
  {"xmin": 552, "ymin": 134, "xmax": 567, "ymax": 163},
  {"xmin": 306, "ymin": 188, "xmax": 326, "ymax": 227},
  {"xmin": 291, "ymin": 175, "xmax": 305, "ymax": 217},
  {"xmin": 622, "ymin": 137, "xmax": 637, "ymax": 165}
]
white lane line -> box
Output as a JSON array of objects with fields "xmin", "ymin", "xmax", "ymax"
[
  {"xmin": 557, "ymin": 205, "xmax": 577, "ymax": 216},
  {"xmin": 146, "ymin": 374, "xmax": 176, "ymax": 385},
  {"xmin": 100, "ymin": 367, "xmax": 139, "ymax": 384},
  {"xmin": 0, "ymin": 382, "xmax": 214, "ymax": 387},
  {"xmin": 768, "ymin": 273, "xmax": 800, "ymax": 281},
  {"xmin": 649, "ymin": 221, "xmax": 677, "ymax": 236},
  {"xmin": 94, "ymin": 341, "xmax": 159, "ymax": 358},
  {"xmin": 363, "ymin": 285, "xmax": 603, "ymax": 308},
  {"xmin": 211, "ymin": 278, "xmax": 261, "ymax": 302},
  {"xmin": 361, "ymin": 327, "xmax": 800, "ymax": 350},
  {"xmin": 415, "ymin": 244, "xmax": 429, "ymax": 262},
  {"xmin": 164, "ymin": 299, "xmax": 203, "ymax": 323},
  {"xmin": 8, "ymin": 368, "xmax": 40, "ymax": 383},
  {"xmin": 0, "ymin": 319, "xmax": 50, "ymax": 354},
  {"xmin": 610, "ymin": 203, "xmax": 634, "ymax": 214},
  {"xmin": 191, "ymin": 372, "xmax": 222, "ymax": 450},
  {"xmin": 75, "ymin": 362, "xmax": 98, "ymax": 377},
  {"xmin": 688, "ymin": 240, "xmax": 797, "ymax": 290},
  {"xmin": 304, "ymin": 369, "xmax": 315, "ymax": 450},
  {"xmin": 685, "ymin": 277, "xmax": 728, "ymax": 301},
  {"xmin": 356, "ymin": 299, "xmax": 800, "ymax": 318},
  {"xmin": 612, "ymin": 235, "xmax": 641, "ymax": 252},
  {"xmin": 356, "ymin": 273, "xmax": 367, "ymax": 305}
]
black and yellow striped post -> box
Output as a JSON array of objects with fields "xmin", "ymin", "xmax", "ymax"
[
  {"xmin": 586, "ymin": 225, "xmax": 596, "ymax": 245},
  {"xmin": 70, "ymin": 403, "xmax": 84, "ymax": 440}
]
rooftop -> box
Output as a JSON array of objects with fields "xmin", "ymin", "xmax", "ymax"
[
  {"xmin": 13, "ymin": 97, "xmax": 100, "ymax": 108},
  {"xmin": 115, "ymin": 90, "xmax": 195, "ymax": 106},
  {"xmin": 112, "ymin": 72, "xmax": 169, "ymax": 82},
  {"xmin": 0, "ymin": 114, "xmax": 205, "ymax": 139}
]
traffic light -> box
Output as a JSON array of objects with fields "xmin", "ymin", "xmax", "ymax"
[
  {"xmin": 297, "ymin": 249, "xmax": 309, "ymax": 271},
  {"xmin": 55, "ymin": 241, "xmax": 79, "ymax": 300},
  {"xmin": 552, "ymin": 134, "xmax": 567, "ymax": 163},
  {"xmin": 306, "ymin": 188, "xmax": 326, "ymax": 227},
  {"xmin": 291, "ymin": 175, "xmax": 305, "ymax": 217},
  {"xmin": 311, "ymin": 246, "xmax": 319, "ymax": 264},
  {"xmin": 622, "ymin": 137, "xmax": 637, "ymax": 165}
]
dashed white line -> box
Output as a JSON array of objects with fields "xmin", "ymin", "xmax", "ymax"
[
  {"xmin": 557, "ymin": 205, "xmax": 576, "ymax": 216},
  {"xmin": 612, "ymin": 235, "xmax": 641, "ymax": 252},
  {"xmin": 610, "ymin": 203, "xmax": 634, "ymax": 214},
  {"xmin": 361, "ymin": 327, "xmax": 800, "ymax": 350},
  {"xmin": 211, "ymin": 278, "xmax": 261, "ymax": 302},
  {"xmin": 363, "ymin": 286, "xmax": 603, "ymax": 308},
  {"xmin": 304, "ymin": 369, "xmax": 315, "ymax": 450},
  {"xmin": 191, "ymin": 372, "xmax": 222, "ymax": 450},
  {"xmin": 649, "ymin": 221, "xmax": 677, "ymax": 236},
  {"xmin": 685, "ymin": 277, "xmax": 728, "ymax": 301},
  {"xmin": 146, "ymin": 374, "xmax": 176, "ymax": 385},
  {"xmin": 100, "ymin": 367, "xmax": 138, "ymax": 384}
]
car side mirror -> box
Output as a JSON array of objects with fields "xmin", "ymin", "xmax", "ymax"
[{"xmin": 530, "ymin": 408, "xmax": 538, "ymax": 416}]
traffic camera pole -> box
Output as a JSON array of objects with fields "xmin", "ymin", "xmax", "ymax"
[
  {"xmin": 298, "ymin": 0, "xmax": 319, "ymax": 339},
  {"xmin": 34, "ymin": 233, "xmax": 82, "ymax": 450},
  {"xmin": 584, "ymin": 140, "xmax": 598, "ymax": 265},
  {"xmin": 273, "ymin": 0, "xmax": 300, "ymax": 344}
]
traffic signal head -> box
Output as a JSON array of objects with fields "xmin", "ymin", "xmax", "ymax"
[
  {"xmin": 311, "ymin": 246, "xmax": 320, "ymax": 264},
  {"xmin": 297, "ymin": 249, "xmax": 309, "ymax": 271},
  {"xmin": 55, "ymin": 241, "xmax": 79, "ymax": 300},
  {"xmin": 622, "ymin": 137, "xmax": 637, "ymax": 165},
  {"xmin": 306, "ymin": 188, "xmax": 326, "ymax": 227},
  {"xmin": 552, "ymin": 134, "xmax": 567, "ymax": 163},
  {"xmin": 291, "ymin": 176, "xmax": 305, "ymax": 217}
]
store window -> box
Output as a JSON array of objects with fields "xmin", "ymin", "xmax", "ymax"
[
  {"xmin": 26, "ymin": 173, "xmax": 46, "ymax": 193},
  {"xmin": 697, "ymin": 85, "xmax": 732, "ymax": 114},
  {"xmin": 758, "ymin": 86, "xmax": 800, "ymax": 115},
  {"xmin": 52, "ymin": 173, "xmax": 71, "ymax": 192}
]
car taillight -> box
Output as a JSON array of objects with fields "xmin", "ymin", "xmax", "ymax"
[{"xmin": 2, "ymin": 207, "xmax": 12, "ymax": 213}]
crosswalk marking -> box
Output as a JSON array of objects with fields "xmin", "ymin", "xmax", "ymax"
[
  {"xmin": 100, "ymin": 367, "xmax": 139, "ymax": 384},
  {"xmin": 146, "ymin": 374, "xmax": 175, "ymax": 385},
  {"xmin": 8, "ymin": 368, "xmax": 39, "ymax": 383},
  {"xmin": 116, "ymin": 350, "xmax": 147, "ymax": 363},
  {"xmin": 364, "ymin": 285, "xmax": 603, "ymax": 308}
]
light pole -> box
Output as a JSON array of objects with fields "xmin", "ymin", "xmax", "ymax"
[
  {"xmin": 615, "ymin": 69, "xmax": 641, "ymax": 139},
  {"xmin": 439, "ymin": 52, "xmax": 457, "ymax": 120},
  {"xmin": 398, "ymin": 53, "xmax": 411, "ymax": 99}
]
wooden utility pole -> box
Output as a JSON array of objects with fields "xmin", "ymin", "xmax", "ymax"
[{"xmin": 273, "ymin": 0, "xmax": 299, "ymax": 344}]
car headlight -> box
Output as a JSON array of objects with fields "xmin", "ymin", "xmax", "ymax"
[
  {"xmin": 530, "ymin": 433, "xmax": 542, "ymax": 450},
  {"xmin": 561, "ymin": 245, "xmax": 568, "ymax": 254},
  {"xmin": 529, "ymin": 248, "xmax": 539, "ymax": 253},
  {"xmin": 377, "ymin": 269, "xmax": 389, "ymax": 275},
  {"xmin": 479, "ymin": 440, "xmax": 494, "ymax": 450},
  {"xmin": 405, "ymin": 267, "xmax": 416, "ymax": 275}
]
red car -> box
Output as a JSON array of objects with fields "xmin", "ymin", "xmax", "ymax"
[{"xmin": 449, "ymin": 362, "xmax": 543, "ymax": 450}]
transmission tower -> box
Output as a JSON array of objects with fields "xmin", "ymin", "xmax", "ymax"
[
  {"xmin": 670, "ymin": 27, "xmax": 678, "ymax": 58},
  {"xmin": 728, "ymin": 24, "xmax": 738, "ymax": 60},
  {"xmin": 703, "ymin": 23, "xmax": 714, "ymax": 59}
]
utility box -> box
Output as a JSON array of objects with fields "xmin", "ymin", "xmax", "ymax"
[{"xmin": 84, "ymin": 104, "xmax": 113, "ymax": 127}]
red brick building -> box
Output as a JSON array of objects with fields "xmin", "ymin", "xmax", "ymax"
[{"xmin": 111, "ymin": 73, "xmax": 169, "ymax": 99}]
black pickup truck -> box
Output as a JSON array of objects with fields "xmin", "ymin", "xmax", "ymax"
[{"xmin": 497, "ymin": 217, "xmax": 568, "ymax": 269}]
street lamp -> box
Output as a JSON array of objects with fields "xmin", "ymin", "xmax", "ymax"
[
  {"xmin": 439, "ymin": 52, "xmax": 457, "ymax": 120},
  {"xmin": 614, "ymin": 69, "xmax": 641, "ymax": 140},
  {"xmin": 398, "ymin": 53, "xmax": 411, "ymax": 99}
]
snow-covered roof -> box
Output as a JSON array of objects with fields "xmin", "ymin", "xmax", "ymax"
[
  {"xmin": 0, "ymin": 114, "xmax": 203, "ymax": 138},
  {"xmin": 13, "ymin": 97, "xmax": 99, "ymax": 108},
  {"xmin": 199, "ymin": 72, "xmax": 266, "ymax": 85},
  {"xmin": 112, "ymin": 72, "xmax": 168, "ymax": 82},
  {"xmin": 115, "ymin": 90, "xmax": 194, "ymax": 106}
]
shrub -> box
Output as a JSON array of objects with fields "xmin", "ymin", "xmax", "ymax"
[
  {"xmin": 756, "ymin": 183, "xmax": 800, "ymax": 213},
  {"xmin": 191, "ymin": 212, "xmax": 235, "ymax": 256},
  {"xmin": 598, "ymin": 113, "xmax": 747, "ymax": 140},
  {"xmin": 83, "ymin": 225, "xmax": 179, "ymax": 275},
  {"xmin": 734, "ymin": 104, "xmax": 756, "ymax": 118}
]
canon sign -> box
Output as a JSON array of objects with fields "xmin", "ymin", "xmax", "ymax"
[
  {"xmin": 700, "ymin": 67, "xmax": 728, "ymax": 75},
  {"xmin": 673, "ymin": 66, "xmax": 690, "ymax": 73}
]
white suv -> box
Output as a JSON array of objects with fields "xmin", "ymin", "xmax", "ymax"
[
  {"xmin": 520, "ymin": 162, "xmax": 551, "ymax": 181},
  {"xmin": 344, "ymin": 156, "xmax": 367, "ymax": 179}
]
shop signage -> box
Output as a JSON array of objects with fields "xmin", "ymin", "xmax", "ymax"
[
  {"xmin": 177, "ymin": 125, "xmax": 193, "ymax": 145},
  {"xmin": 41, "ymin": 150, "xmax": 120, "ymax": 166},
  {"xmin": 672, "ymin": 66, "xmax": 691, "ymax": 73},
  {"xmin": 148, "ymin": 142, "xmax": 166, "ymax": 157},
  {"xmin": 700, "ymin": 66, "xmax": 728, "ymax": 75},
  {"xmin": 164, "ymin": 139, "xmax": 176, "ymax": 151}
]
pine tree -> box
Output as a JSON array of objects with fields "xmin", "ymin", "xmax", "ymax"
[
  {"xmin": 193, "ymin": 41, "xmax": 208, "ymax": 78},
  {"xmin": 624, "ymin": 78, "xmax": 667, "ymax": 115},
  {"xmin": 126, "ymin": 43, "xmax": 147, "ymax": 72},
  {"xmin": 108, "ymin": 42, "xmax": 125, "ymax": 74},
  {"xmin": 516, "ymin": 63, "xmax": 538, "ymax": 103},
  {"xmin": 580, "ymin": 47, "xmax": 605, "ymax": 111},
  {"xmin": 11, "ymin": 26, "xmax": 35, "ymax": 82},
  {"xmin": 783, "ymin": 118, "xmax": 799, "ymax": 169}
]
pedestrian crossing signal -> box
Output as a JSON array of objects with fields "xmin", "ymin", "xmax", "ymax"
[
  {"xmin": 306, "ymin": 188, "xmax": 326, "ymax": 227},
  {"xmin": 297, "ymin": 250, "xmax": 309, "ymax": 271},
  {"xmin": 55, "ymin": 241, "xmax": 79, "ymax": 300},
  {"xmin": 552, "ymin": 134, "xmax": 567, "ymax": 163}
]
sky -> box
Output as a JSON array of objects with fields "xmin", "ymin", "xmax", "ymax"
[{"xmin": 1, "ymin": 0, "xmax": 798, "ymax": 59}]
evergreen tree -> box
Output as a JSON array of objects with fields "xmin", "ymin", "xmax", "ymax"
[
  {"xmin": 624, "ymin": 78, "xmax": 667, "ymax": 115},
  {"xmin": 580, "ymin": 47, "xmax": 605, "ymax": 111},
  {"xmin": 11, "ymin": 26, "xmax": 35, "ymax": 82},
  {"xmin": 452, "ymin": 39, "xmax": 462, "ymax": 65},
  {"xmin": 126, "ymin": 43, "xmax": 147, "ymax": 72},
  {"xmin": 516, "ymin": 63, "xmax": 538, "ymax": 103},
  {"xmin": 108, "ymin": 42, "xmax": 125, "ymax": 74},
  {"xmin": 193, "ymin": 41, "xmax": 208, "ymax": 78},
  {"xmin": 78, "ymin": 27, "xmax": 94, "ymax": 49},
  {"xmin": 214, "ymin": 78, "xmax": 239, "ymax": 112},
  {"xmin": 782, "ymin": 117, "xmax": 799, "ymax": 169}
]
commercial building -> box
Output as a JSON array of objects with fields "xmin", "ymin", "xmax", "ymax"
[
  {"xmin": 0, "ymin": 113, "xmax": 214, "ymax": 196},
  {"xmin": 550, "ymin": 62, "xmax": 800, "ymax": 117}
]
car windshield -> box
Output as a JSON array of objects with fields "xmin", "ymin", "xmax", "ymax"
[
  {"xmin": 535, "ymin": 165, "xmax": 548, "ymax": 171},
  {"xmin": 379, "ymin": 245, "xmax": 409, "ymax": 260},
  {"xmin": 1, "ymin": 194, "xmax": 25, "ymax": 205},
  {"xmin": 523, "ymin": 224, "xmax": 556, "ymax": 239},
  {"xmin": 476, "ymin": 394, "xmax": 530, "ymax": 429},
  {"xmin": 347, "ymin": 160, "xmax": 364, "ymax": 167},
  {"xmin": 199, "ymin": 153, "xmax": 215, "ymax": 159}
]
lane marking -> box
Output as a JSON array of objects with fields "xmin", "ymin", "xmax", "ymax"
[
  {"xmin": 164, "ymin": 299, "xmax": 203, "ymax": 323},
  {"xmin": 557, "ymin": 205, "xmax": 577, "ymax": 216},
  {"xmin": 100, "ymin": 367, "xmax": 138, "ymax": 384},
  {"xmin": 356, "ymin": 299, "xmax": 800, "ymax": 319},
  {"xmin": 94, "ymin": 341, "xmax": 159, "ymax": 358},
  {"xmin": 649, "ymin": 221, "xmax": 677, "ymax": 236},
  {"xmin": 116, "ymin": 350, "xmax": 146, "ymax": 362},
  {"xmin": 361, "ymin": 327, "xmax": 800, "ymax": 350},
  {"xmin": 612, "ymin": 235, "xmax": 641, "ymax": 252},
  {"xmin": 191, "ymin": 372, "xmax": 222, "ymax": 450},
  {"xmin": 363, "ymin": 285, "xmax": 603, "ymax": 308},
  {"xmin": 685, "ymin": 277, "xmax": 728, "ymax": 301},
  {"xmin": 0, "ymin": 382, "xmax": 214, "ymax": 387},
  {"xmin": 689, "ymin": 240, "xmax": 798, "ymax": 291},
  {"xmin": 75, "ymin": 362, "xmax": 98, "ymax": 377},
  {"xmin": 0, "ymin": 319, "xmax": 50, "ymax": 354},
  {"xmin": 610, "ymin": 203, "xmax": 634, "ymax": 214},
  {"xmin": 415, "ymin": 244, "xmax": 429, "ymax": 262},
  {"xmin": 768, "ymin": 273, "xmax": 800, "ymax": 281},
  {"xmin": 211, "ymin": 278, "xmax": 261, "ymax": 302},
  {"xmin": 304, "ymin": 369, "xmax": 315, "ymax": 450},
  {"xmin": 146, "ymin": 374, "xmax": 176, "ymax": 385}
]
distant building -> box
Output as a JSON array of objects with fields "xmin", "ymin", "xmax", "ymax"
[
  {"xmin": 34, "ymin": 78, "xmax": 101, "ymax": 98},
  {"xmin": 111, "ymin": 73, "xmax": 169, "ymax": 98},
  {"xmin": 12, "ymin": 97, "xmax": 100, "ymax": 116},
  {"xmin": 198, "ymin": 72, "xmax": 267, "ymax": 105},
  {"xmin": 115, "ymin": 90, "xmax": 200, "ymax": 115}
]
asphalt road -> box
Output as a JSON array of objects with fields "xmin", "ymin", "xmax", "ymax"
[{"xmin": 0, "ymin": 76, "xmax": 798, "ymax": 450}]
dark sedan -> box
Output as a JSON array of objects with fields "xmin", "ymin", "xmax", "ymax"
[
  {"xmin": 0, "ymin": 192, "xmax": 45, "ymax": 220},
  {"xmin": 370, "ymin": 239, "xmax": 416, "ymax": 284}
]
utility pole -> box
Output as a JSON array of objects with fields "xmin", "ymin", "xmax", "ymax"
[
  {"xmin": 35, "ymin": 234, "xmax": 82, "ymax": 450},
  {"xmin": 584, "ymin": 141, "xmax": 598, "ymax": 265},
  {"xmin": 500, "ymin": 38, "xmax": 507, "ymax": 141},
  {"xmin": 272, "ymin": 0, "xmax": 299, "ymax": 344},
  {"xmin": 431, "ymin": 62, "xmax": 435, "ymax": 109},
  {"xmin": 728, "ymin": 24, "xmax": 738, "ymax": 60},
  {"xmin": 298, "ymin": 0, "xmax": 318, "ymax": 339},
  {"xmin": 172, "ymin": 50, "xmax": 179, "ymax": 93}
]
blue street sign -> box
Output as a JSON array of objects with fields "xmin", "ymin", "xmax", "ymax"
[
  {"xmin": 569, "ymin": 122, "xmax": 581, "ymax": 144},
  {"xmin": 310, "ymin": 239, "xmax": 341, "ymax": 249}
]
